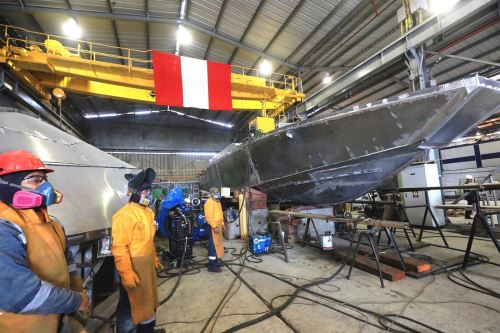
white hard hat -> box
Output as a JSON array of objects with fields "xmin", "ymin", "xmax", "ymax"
[{"xmin": 465, "ymin": 175, "xmax": 474, "ymax": 180}]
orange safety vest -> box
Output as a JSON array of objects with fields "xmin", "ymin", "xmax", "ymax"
[
  {"xmin": 204, "ymin": 198, "xmax": 225, "ymax": 258},
  {"xmin": 111, "ymin": 202, "xmax": 159, "ymax": 324},
  {"xmin": 0, "ymin": 201, "xmax": 71, "ymax": 333}
]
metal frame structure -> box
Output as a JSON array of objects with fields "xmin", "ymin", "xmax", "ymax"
[
  {"xmin": 0, "ymin": 24, "xmax": 304, "ymax": 116},
  {"xmin": 296, "ymin": 0, "xmax": 497, "ymax": 117},
  {"xmin": 0, "ymin": 2, "xmax": 298, "ymax": 70},
  {"xmin": 374, "ymin": 183, "xmax": 500, "ymax": 267}
]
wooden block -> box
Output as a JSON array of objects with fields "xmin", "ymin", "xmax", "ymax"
[
  {"xmin": 357, "ymin": 246, "xmax": 431, "ymax": 273},
  {"xmin": 336, "ymin": 249, "xmax": 406, "ymax": 282},
  {"xmin": 352, "ymin": 254, "xmax": 406, "ymax": 282}
]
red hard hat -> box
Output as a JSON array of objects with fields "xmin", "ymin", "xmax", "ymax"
[{"xmin": 0, "ymin": 150, "xmax": 54, "ymax": 176}]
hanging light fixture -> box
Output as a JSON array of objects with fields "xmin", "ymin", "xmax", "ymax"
[
  {"xmin": 259, "ymin": 60, "xmax": 272, "ymax": 76},
  {"xmin": 62, "ymin": 18, "xmax": 82, "ymax": 40},
  {"xmin": 323, "ymin": 73, "xmax": 332, "ymax": 84}
]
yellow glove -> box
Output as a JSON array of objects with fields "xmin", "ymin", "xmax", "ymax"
[
  {"xmin": 155, "ymin": 256, "xmax": 164, "ymax": 271},
  {"xmin": 122, "ymin": 271, "xmax": 140, "ymax": 289}
]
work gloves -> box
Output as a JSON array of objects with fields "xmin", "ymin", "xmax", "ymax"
[
  {"xmin": 155, "ymin": 256, "xmax": 164, "ymax": 271},
  {"xmin": 122, "ymin": 271, "xmax": 141, "ymax": 289}
]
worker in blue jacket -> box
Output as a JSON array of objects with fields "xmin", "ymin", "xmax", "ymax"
[{"xmin": 0, "ymin": 150, "xmax": 90, "ymax": 333}]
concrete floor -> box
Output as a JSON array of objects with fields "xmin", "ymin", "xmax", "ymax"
[{"xmin": 90, "ymin": 223, "xmax": 500, "ymax": 333}]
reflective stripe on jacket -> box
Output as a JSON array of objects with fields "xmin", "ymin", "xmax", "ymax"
[{"xmin": 0, "ymin": 200, "xmax": 80, "ymax": 333}]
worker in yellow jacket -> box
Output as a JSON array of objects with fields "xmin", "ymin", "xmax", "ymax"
[
  {"xmin": 0, "ymin": 150, "xmax": 90, "ymax": 333},
  {"xmin": 112, "ymin": 168, "xmax": 164, "ymax": 333},
  {"xmin": 204, "ymin": 187, "xmax": 225, "ymax": 273}
]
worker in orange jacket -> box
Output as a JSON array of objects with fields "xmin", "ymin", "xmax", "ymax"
[
  {"xmin": 0, "ymin": 150, "xmax": 90, "ymax": 333},
  {"xmin": 204, "ymin": 187, "xmax": 225, "ymax": 273},
  {"xmin": 112, "ymin": 168, "xmax": 164, "ymax": 333}
]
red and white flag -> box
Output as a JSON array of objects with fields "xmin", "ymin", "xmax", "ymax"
[{"xmin": 152, "ymin": 51, "xmax": 233, "ymax": 110}]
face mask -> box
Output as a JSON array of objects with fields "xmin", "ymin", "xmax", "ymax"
[
  {"xmin": 35, "ymin": 181, "xmax": 63, "ymax": 206},
  {"xmin": 10, "ymin": 181, "xmax": 62, "ymax": 209},
  {"xmin": 139, "ymin": 192, "xmax": 155, "ymax": 206},
  {"xmin": 214, "ymin": 193, "xmax": 221, "ymax": 199},
  {"xmin": 12, "ymin": 191, "xmax": 44, "ymax": 209}
]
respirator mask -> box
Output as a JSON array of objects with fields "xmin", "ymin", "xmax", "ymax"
[
  {"xmin": 1, "ymin": 178, "xmax": 63, "ymax": 209},
  {"xmin": 138, "ymin": 191, "xmax": 155, "ymax": 206}
]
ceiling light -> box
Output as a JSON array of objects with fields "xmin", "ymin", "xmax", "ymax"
[
  {"xmin": 429, "ymin": 0, "xmax": 460, "ymax": 15},
  {"xmin": 323, "ymin": 73, "xmax": 332, "ymax": 84},
  {"xmin": 177, "ymin": 26, "xmax": 192, "ymax": 46},
  {"xmin": 62, "ymin": 18, "xmax": 82, "ymax": 40},
  {"xmin": 259, "ymin": 60, "xmax": 272, "ymax": 76}
]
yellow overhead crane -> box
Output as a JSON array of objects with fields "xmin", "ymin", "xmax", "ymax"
[{"xmin": 0, "ymin": 25, "xmax": 304, "ymax": 127}]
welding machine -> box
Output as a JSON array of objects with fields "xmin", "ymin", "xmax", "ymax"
[{"xmin": 249, "ymin": 234, "xmax": 272, "ymax": 255}]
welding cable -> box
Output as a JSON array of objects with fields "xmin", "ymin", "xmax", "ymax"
[
  {"xmin": 245, "ymin": 254, "xmax": 263, "ymax": 263},
  {"xmin": 407, "ymin": 251, "xmax": 500, "ymax": 299},
  {"xmin": 222, "ymin": 263, "xmax": 345, "ymax": 333},
  {"xmin": 158, "ymin": 236, "xmax": 189, "ymax": 306},
  {"xmin": 156, "ymin": 308, "xmax": 273, "ymax": 327},
  {"xmin": 447, "ymin": 267, "xmax": 500, "ymax": 299},
  {"xmin": 224, "ymin": 258, "xmax": 300, "ymax": 333},
  {"xmin": 225, "ymin": 263, "xmax": 444, "ymax": 333},
  {"xmin": 199, "ymin": 245, "xmax": 249, "ymax": 333},
  {"xmin": 378, "ymin": 314, "xmax": 442, "ymax": 332},
  {"xmin": 207, "ymin": 279, "xmax": 243, "ymax": 333},
  {"xmin": 421, "ymin": 242, "xmax": 492, "ymax": 263},
  {"xmin": 269, "ymin": 294, "xmax": 374, "ymax": 329},
  {"xmin": 222, "ymin": 246, "xmax": 247, "ymax": 263}
]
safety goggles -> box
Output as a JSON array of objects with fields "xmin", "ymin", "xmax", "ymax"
[{"xmin": 22, "ymin": 174, "xmax": 48, "ymax": 184}]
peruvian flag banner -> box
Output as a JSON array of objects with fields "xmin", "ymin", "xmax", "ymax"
[{"xmin": 152, "ymin": 50, "xmax": 233, "ymax": 110}]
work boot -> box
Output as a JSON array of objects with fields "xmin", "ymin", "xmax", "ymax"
[
  {"xmin": 208, "ymin": 266, "xmax": 223, "ymax": 273},
  {"xmin": 216, "ymin": 259, "xmax": 225, "ymax": 267}
]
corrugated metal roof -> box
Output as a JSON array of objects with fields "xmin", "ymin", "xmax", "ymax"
[
  {"xmin": 24, "ymin": 0, "xmax": 67, "ymax": 9},
  {"xmin": 179, "ymin": 28, "xmax": 211, "ymax": 58},
  {"xmin": 149, "ymin": 22, "xmax": 177, "ymax": 54},
  {"xmin": 243, "ymin": 0, "xmax": 298, "ymax": 52},
  {"xmin": 0, "ymin": 0, "xmax": 498, "ymax": 131},
  {"xmin": 69, "ymin": 0, "xmax": 109, "ymax": 12},
  {"xmin": 148, "ymin": 0, "xmax": 181, "ymax": 18},
  {"xmin": 188, "ymin": 0, "xmax": 222, "ymax": 30},
  {"xmin": 205, "ymin": 38, "xmax": 234, "ymax": 63},
  {"xmin": 216, "ymin": 0, "xmax": 260, "ymax": 41}
]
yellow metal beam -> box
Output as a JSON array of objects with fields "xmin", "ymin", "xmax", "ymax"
[
  {"xmin": 5, "ymin": 60, "xmax": 51, "ymax": 101},
  {"xmin": 0, "ymin": 30, "xmax": 304, "ymax": 115},
  {"xmin": 37, "ymin": 73, "xmax": 278, "ymax": 110},
  {"xmin": 36, "ymin": 74, "xmax": 155, "ymax": 103}
]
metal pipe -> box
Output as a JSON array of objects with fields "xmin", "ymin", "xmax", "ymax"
[
  {"xmin": 381, "ymin": 183, "xmax": 500, "ymax": 192},
  {"xmin": 270, "ymin": 210, "xmax": 408, "ymax": 228},
  {"xmin": 425, "ymin": 50, "xmax": 500, "ymax": 67},
  {"xmin": 435, "ymin": 204, "xmax": 500, "ymax": 211}
]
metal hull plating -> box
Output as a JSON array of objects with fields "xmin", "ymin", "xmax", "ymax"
[
  {"xmin": 0, "ymin": 110, "xmax": 136, "ymax": 239},
  {"xmin": 201, "ymin": 77, "xmax": 500, "ymax": 205}
]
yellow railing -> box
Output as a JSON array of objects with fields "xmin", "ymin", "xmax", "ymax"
[{"xmin": 0, "ymin": 24, "xmax": 303, "ymax": 94}]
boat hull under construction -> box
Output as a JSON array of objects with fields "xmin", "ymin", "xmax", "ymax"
[{"xmin": 200, "ymin": 76, "xmax": 500, "ymax": 205}]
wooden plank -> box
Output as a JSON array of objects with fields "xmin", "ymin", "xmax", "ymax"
[
  {"xmin": 337, "ymin": 249, "xmax": 406, "ymax": 282},
  {"xmin": 357, "ymin": 246, "xmax": 431, "ymax": 273},
  {"xmin": 352, "ymin": 254, "xmax": 406, "ymax": 282}
]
